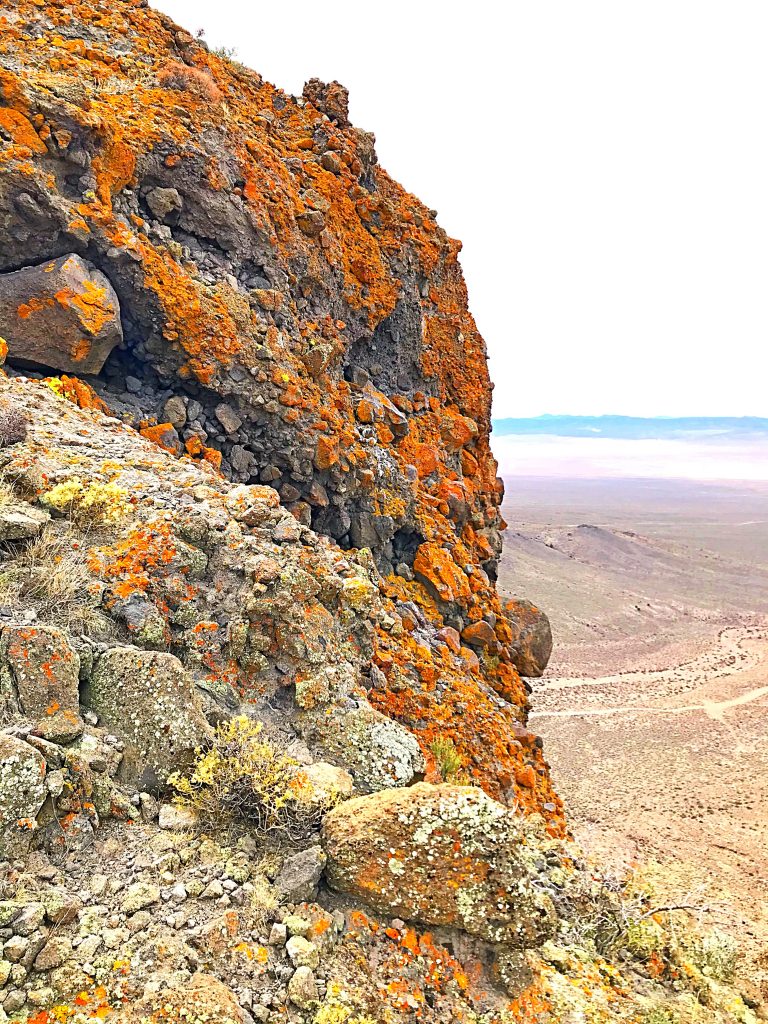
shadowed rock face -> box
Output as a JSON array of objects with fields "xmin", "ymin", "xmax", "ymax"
[
  {"xmin": 0, "ymin": 255, "xmax": 123, "ymax": 374},
  {"xmin": 0, "ymin": 0, "xmax": 564, "ymax": 827}
]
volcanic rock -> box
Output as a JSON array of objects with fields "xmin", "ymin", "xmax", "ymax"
[
  {"xmin": 323, "ymin": 783, "xmax": 558, "ymax": 944},
  {"xmin": 0, "ymin": 255, "xmax": 122, "ymax": 374}
]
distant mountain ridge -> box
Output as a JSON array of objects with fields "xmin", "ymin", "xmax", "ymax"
[{"xmin": 493, "ymin": 414, "xmax": 768, "ymax": 440}]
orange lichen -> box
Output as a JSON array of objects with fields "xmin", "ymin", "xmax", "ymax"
[
  {"xmin": 0, "ymin": 106, "xmax": 47, "ymax": 153},
  {"xmin": 0, "ymin": 0, "xmax": 566, "ymax": 838},
  {"xmin": 42, "ymin": 375, "xmax": 110, "ymax": 413},
  {"xmin": 54, "ymin": 280, "xmax": 115, "ymax": 336}
]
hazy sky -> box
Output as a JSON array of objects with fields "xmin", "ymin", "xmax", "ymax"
[{"xmin": 155, "ymin": 1, "xmax": 768, "ymax": 418}]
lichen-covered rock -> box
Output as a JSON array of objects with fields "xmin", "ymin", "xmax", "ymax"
[
  {"xmin": 302, "ymin": 699, "xmax": 424, "ymax": 792},
  {"xmin": 0, "ymin": 0, "xmax": 565, "ymax": 830},
  {"xmin": 0, "ymin": 734, "xmax": 46, "ymax": 857},
  {"xmin": 323, "ymin": 782, "xmax": 557, "ymax": 944},
  {"xmin": 0, "ymin": 624, "xmax": 83, "ymax": 742},
  {"xmin": 83, "ymin": 647, "xmax": 211, "ymax": 787},
  {"xmin": 503, "ymin": 598, "xmax": 553, "ymax": 677},
  {"xmin": 287, "ymin": 965, "xmax": 318, "ymax": 1009},
  {"xmin": 114, "ymin": 973, "xmax": 246, "ymax": 1024},
  {"xmin": 0, "ymin": 255, "xmax": 123, "ymax": 374}
]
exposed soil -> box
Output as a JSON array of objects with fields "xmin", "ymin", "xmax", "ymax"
[{"xmin": 499, "ymin": 476, "xmax": 768, "ymax": 986}]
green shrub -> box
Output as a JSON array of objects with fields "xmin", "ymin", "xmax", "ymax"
[
  {"xmin": 169, "ymin": 716, "xmax": 321, "ymax": 840},
  {"xmin": 429, "ymin": 736, "xmax": 468, "ymax": 783}
]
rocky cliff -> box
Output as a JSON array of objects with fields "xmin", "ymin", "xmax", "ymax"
[{"xmin": 0, "ymin": 3, "xmax": 761, "ymax": 1023}]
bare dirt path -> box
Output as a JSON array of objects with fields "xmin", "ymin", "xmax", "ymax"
[{"xmin": 532, "ymin": 625, "xmax": 768, "ymax": 717}]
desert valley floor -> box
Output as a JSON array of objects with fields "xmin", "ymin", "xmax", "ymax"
[{"xmin": 499, "ymin": 476, "xmax": 768, "ymax": 983}]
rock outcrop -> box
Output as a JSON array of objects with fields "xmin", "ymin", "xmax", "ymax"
[
  {"xmin": 0, "ymin": 0, "xmax": 561, "ymax": 828},
  {"xmin": 0, "ymin": 5, "xmax": 761, "ymax": 1024}
]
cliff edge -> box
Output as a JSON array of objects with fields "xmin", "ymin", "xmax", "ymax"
[{"xmin": 0, "ymin": 3, "xmax": 762, "ymax": 1023}]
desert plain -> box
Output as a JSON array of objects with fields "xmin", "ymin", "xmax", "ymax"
[{"xmin": 499, "ymin": 473, "xmax": 768, "ymax": 985}]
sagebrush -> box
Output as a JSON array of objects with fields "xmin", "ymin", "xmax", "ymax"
[
  {"xmin": 169, "ymin": 716, "xmax": 322, "ymax": 841},
  {"xmin": 41, "ymin": 477, "xmax": 130, "ymax": 528}
]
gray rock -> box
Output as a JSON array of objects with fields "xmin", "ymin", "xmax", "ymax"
[
  {"xmin": 0, "ymin": 254, "xmax": 122, "ymax": 374},
  {"xmin": 0, "ymin": 504, "xmax": 48, "ymax": 542},
  {"xmin": 276, "ymin": 846, "xmax": 326, "ymax": 903},
  {"xmin": 162, "ymin": 396, "xmax": 187, "ymax": 429},
  {"xmin": 287, "ymin": 966, "xmax": 318, "ymax": 1008},
  {"xmin": 2, "ymin": 934, "xmax": 28, "ymax": 962},
  {"xmin": 3, "ymin": 988, "xmax": 26, "ymax": 1013},
  {"xmin": 0, "ymin": 735, "xmax": 47, "ymax": 858},
  {"xmin": 214, "ymin": 403, "xmax": 242, "ymax": 434},
  {"xmin": 146, "ymin": 187, "xmax": 183, "ymax": 222},
  {"xmin": 83, "ymin": 647, "xmax": 211, "ymax": 787},
  {"xmin": 12, "ymin": 903, "xmax": 44, "ymax": 936}
]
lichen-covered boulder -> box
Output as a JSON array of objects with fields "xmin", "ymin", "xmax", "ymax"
[
  {"xmin": 0, "ymin": 624, "xmax": 83, "ymax": 742},
  {"xmin": 0, "ymin": 254, "xmax": 123, "ymax": 374},
  {"xmin": 83, "ymin": 647, "xmax": 211, "ymax": 787},
  {"xmin": 112, "ymin": 973, "xmax": 246, "ymax": 1024},
  {"xmin": 0, "ymin": 733, "xmax": 46, "ymax": 858},
  {"xmin": 502, "ymin": 599, "xmax": 553, "ymax": 677},
  {"xmin": 302, "ymin": 699, "xmax": 424, "ymax": 793},
  {"xmin": 323, "ymin": 782, "xmax": 557, "ymax": 945}
]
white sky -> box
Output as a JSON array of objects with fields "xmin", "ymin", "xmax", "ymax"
[{"xmin": 154, "ymin": 1, "xmax": 768, "ymax": 418}]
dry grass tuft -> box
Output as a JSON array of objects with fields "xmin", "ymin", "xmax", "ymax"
[
  {"xmin": 157, "ymin": 61, "xmax": 221, "ymax": 103},
  {"xmin": 0, "ymin": 525, "xmax": 113, "ymax": 638}
]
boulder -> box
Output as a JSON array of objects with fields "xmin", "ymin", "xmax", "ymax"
[
  {"xmin": 323, "ymin": 783, "xmax": 557, "ymax": 945},
  {"xmin": 83, "ymin": 647, "xmax": 211, "ymax": 788},
  {"xmin": 302, "ymin": 699, "xmax": 424, "ymax": 793},
  {"xmin": 0, "ymin": 624, "xmax": 83, "ymax": 742},
  {"xmin": 502, "ymin": 599, "xmax": 553, "ymax": 677},
  {"xmin": 0, "ymin": 734, "xmax": 47, "ymax": 858},
  {"xmin": 0, "ymin": 254, "xmax": 123, "ymax": 374}
]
